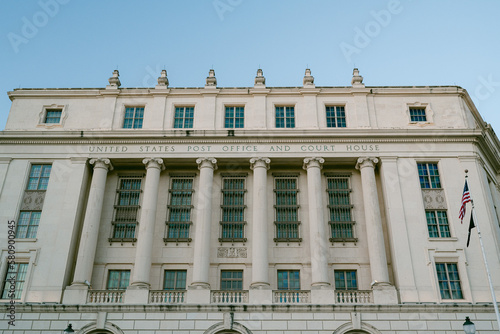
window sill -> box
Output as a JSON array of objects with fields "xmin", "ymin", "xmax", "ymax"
[
  {"xmin": 14, "ymin": 238, "xmax": 37, "ymax": 242},
  {"xmin": 428, "ymin": 237, "xmax": 458, "ymax": 242},
  {"xmin": 163, "ymin": 238, "xmax": 192, "ymax": 243}
]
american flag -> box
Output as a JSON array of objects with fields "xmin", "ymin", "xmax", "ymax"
[{"xmin": 459, "ymin": 179, "xmax": 471, "ymax": 223}]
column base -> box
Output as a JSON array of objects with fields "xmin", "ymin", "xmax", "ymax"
[
  {"xmin": 372, "ymin": 283, "xmax": 398, "ymax": 304},
  {"xmin": 311, "ymin": 287, "xmax": 335, "ymax": 304},
  {"xmin": 124, "ymin": 287, "xmax": 149, "ymax": 304},
  {"xmin": 62, "ymin": 285, "xmax": 89, "ymax": 304},
  {"xmin": 249, "ymin": 289, "xmax": 273, "ymax": 304}
]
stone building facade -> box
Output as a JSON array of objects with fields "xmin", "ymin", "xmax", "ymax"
[{"xmin": 0, "ymin": 68, "xmax": 499, "ymax": 333}]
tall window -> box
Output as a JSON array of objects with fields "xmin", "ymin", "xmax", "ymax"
[
  {"xmin": 111, "ymin": 177, "xmax": 142, "ymax": 240},
  {"xmin": 164, "ymin": 270, "xmax": 187, "ymax": 290},
  {"xmin": 107, "ymin": 270, "xmax": 130, "ymax": 290},
  {"xmin": 435, "ymin": 263, "xmax": 463, "ymax": 299},
  {"xmin": 1, "ymin": 263, "xmax": 28, "ymax": 300},
  {"xmin": 275, "ymin": 106, "xmax": 295, "ymax": 128},
  {"xmin": 174, "ymin": 107, "xmax": 194, "ymax": 128},
  {"xmin": 220, "ymin": 176, "xmax": 246, "ymax": 242},
  {"xmin": 220, "ymin": 270, "xmax": 243, "ymax": 290},
  {"xmin": 27, "ymin": 164, "xmax": 52, "ymax": 190},
  {"xmin": 16, "ymin": 211, "xmax": 41, "ymax": 239},
  {"xmin": 44, "ymin": 109, "xmax": 62, "ymax": 123},
  {"xmin": 327, "ymin": 175, "xmax": 356, "ymax": 242},
  {"xmin": 334, "ymin": 270, "xmax": 357, "ymax": 290},
  {"xmin": 417, "ymin": 163, "xmax": 441, "ymax": 189},
  {"xmin": 165, "ymin": 177, "xmax": 194, "ymax": 242},
  {"xmin": 426, "ymin": 211, "xmax": 451, "ymax": 238},
  {"xmin": 274, "ymin": 176, "xmax": 300, "ymax": 242},
  {"xmin": 410, "ymin": 107, "xmax": 427, "ymax": 122},
  {"xmin": 123, "ymin": 107, "xmax": 144, "ymax": 129},
  {"xmin": 326, "ymin": 106, "xmax": 346, "ymax": 128},
  {"xmin": 277, "ymin": 270, "xmax": 300, "ymax": 290},
  {"xmin": 224, "ymin": 106, "xmax": 244, "ymax": 128}
]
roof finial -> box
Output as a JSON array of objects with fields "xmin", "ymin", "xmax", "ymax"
[
  {"xmin": 206, "ymin": 69, "xmax": 217, "ymax": 87},
  {"xmin": 303, "ymin": 68, "xmax": 315, "ymax": 88},
  {"xmin": 351, "ymin": 68, "xmax": 364, "ymax": 88},
  {"xmin": 156, "ymin": 69, "xmax": 169, "ymax": 88},
  {"xmin": 254, "ymin": 68, "xmax": 266, "ymax": 88},
  {"xmin": 107, "ymin": 69, "xmax": 121, "ymax": 88}
]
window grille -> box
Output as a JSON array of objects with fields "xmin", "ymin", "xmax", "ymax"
[
  {"xmin": 274, "ymin": 176, "xmax": 301, "ymax": 242},
  {"xmin": 220, "ymin": 177, "xmax": 246, "ymax": 242},
  {"xmin": 110, "ymin": 176, "xmax": 142, "ymax": 241},
  {"xmin": 165, "ymin": 177, "xmax": 194, "ymax": 242},
  {"xmin": 327, "ymin": 175, "xmax": 356, "ymax": 242}
]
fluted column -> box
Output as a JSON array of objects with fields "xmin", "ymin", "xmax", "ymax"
[
  {"xmin": 303, "ymin": 157, "xmax": 331, "ymax": 287},
  {"xmin": 191, "ymin": 158, "xmax": 217, "ymax": 288},
  {"xmin": 356, "ymin": 157, "xmax": 390, "ymax": 284},
  {"xmin": 250, "ymin": 157, "xmax": 271, "ymax": 288},
  {"xmin": 72, "ymin": 158, "xmax": 113, "ymax": 286},
  {"xmin": 130, "ymin": 158, "xmax": 165, "ymax": 288}
]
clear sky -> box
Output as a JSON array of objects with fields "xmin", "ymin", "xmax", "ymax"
[{"xmin": 1, "ymin": 0, "xmax": 499, "ymax": 134}]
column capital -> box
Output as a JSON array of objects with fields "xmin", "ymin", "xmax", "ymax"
[
  {"xmin": 196, "ymin": 157, "xmax": 218, "ymax": 170},
  {"xmin": 356, "ymin": 157, "xmax": 379, "ymax": 170},
  {"xmin": 89, "ymin": 158, "xmax": 114, "ymax": 171},
  {"xmin": 142, "ymin": 158, "xmax": 165, "ymax": 170},
  {"xmin": 303, "ymin": 157, "xmax": 324, "ymax": 170},
  {"xmin": 250, "ymin": 157, "xmax": 271, "ymax": 170}
]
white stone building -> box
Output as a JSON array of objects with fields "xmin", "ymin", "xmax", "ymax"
[{"xmin": 0, "ymin": 68, "xmax": 499, "ymax": 334}]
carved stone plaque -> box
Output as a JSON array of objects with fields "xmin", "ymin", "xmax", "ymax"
[
  {"xmin": 21, "ymin": 191, "xmax": 46, "ymax": 210},
  {"xmin": 421, "ymin": 189, "xmax": 447, "ymax": 210},
  {"xmin": 217, "ymin": 247, "xmax": 247, "ymax": 258}
]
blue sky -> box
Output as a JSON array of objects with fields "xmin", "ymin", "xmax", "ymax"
[{"xmin": 1, "ymin": 0, "xmax": 499, "ymax": 133}]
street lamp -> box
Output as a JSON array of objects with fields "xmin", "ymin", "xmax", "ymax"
[
  {"xmin": 463, "ymin": 317, "xmax": 476, "ymax": 334},
  {"xmin": 63, "ymin": 324, "xmax": 74, "ymax": 334}
]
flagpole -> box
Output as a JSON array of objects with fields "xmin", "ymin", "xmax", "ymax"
[{"xmin": 470, "ymin": 198, "xmax": 500, "ymax": 330}]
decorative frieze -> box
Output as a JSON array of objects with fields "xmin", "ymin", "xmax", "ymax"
[
  {"xmin": 21, "ymin": 191, "xmax": 45, "ymax": 210},
  {"xmin": 421, "ymin": 189, "xmax": 447, "ymax": 210},
  {"xmin": 217, "ymin": 247, "xmax": 247, "ymax": 258}
]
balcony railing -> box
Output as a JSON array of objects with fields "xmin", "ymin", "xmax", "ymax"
[
  {"xmin": 273, "ymin": 290, "xmax": 310, "ymax": 303},
  {"xmin": 211, "ymin": 290, "xmax": 249, "ymax": 304},
  {"xmin": 87, "ymin": 290, "xmax": 124, "ymax": 304},
  {"xmin": 149, "ymin": 290, "xmax": 186, "ymax": 304},
  {"xmin": 335, "ymin": 290, "xmax": 372, "ymax": 304}
]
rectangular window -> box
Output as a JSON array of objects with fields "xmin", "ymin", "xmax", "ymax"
[
  {"xmin": 410, "ymin": 107, "xmax": 427, "ymax": 122},
  {"xmin": 275, "ymin": 106, "xmax": 295, "ymax": 128},
  {"xmin": 417, "ymin": 163, "xmax": 441, "ymax": 189},
  {"xmin": 27, "ymin": 164, "xmax": 52, "ymax": 190},
  {"xmin": 224, "ymin": 106, "xmax": 244, "ymax": 128},
  {"xmin": 274, "ymin": 176, "xmax": 300, "ymax": 241},
  {"xmin": 220, "ymin": 270, "xmax": 243, "ymax": 290},
  {"xmin": 44, "ymin": 109, "xmax": 62, "ymax": 123},
  {"xmin": 174, "ymin": 107, "xmax": 194, "ymax": 128},
  {"xmin": 16, "ymin": 211, "xmax": 41, "ymax": 238},
  {"xmin": 220, "ymin": 176, "xmax": 246, "ymax": 242},
  {"xmin": 327, "ymin": 175, "xmax": 356, "ymax": 242},
  {"xmin": 435, "ymin": 263, "xmax": 463, "ymax": 299},
  {"xmin": 334, "ymin": 270, "xmax": 357, "ymax": 290},
  {"xmin": 164, "ymin": 270, "xmax": 187, "ymax": 290},
  {"xmin": 112, "ymin": 177, "xmax": 142, "ymax": 240},
  {"xmin": 426, "ymin": 210, "xmax": 451, "ymax": 238},
  {"xmin": 277, "ymin": 270, "xmax": 300, "ymax": 290},
  {"xmin": 107, "ymin": 270, "xmax": 130, "ymax": 290},
  {"xmin": 1, "ymin": 263, "xmax": 28, "ymax": 300},
  {"xmin": 165, "ymin": 177, "xmax": 194, "ymax": 242},
  {"xmin": 326, "ymin": 106, "xmax": 346, "ymax": 128},
  {"xmin": 123, "ymin": 107, "xmax": 144, "ymax": 129}
]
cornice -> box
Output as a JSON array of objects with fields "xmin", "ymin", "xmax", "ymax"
[{"xmin": 1, "ymin": 303, "xmax": 496, "ymax": 314}]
